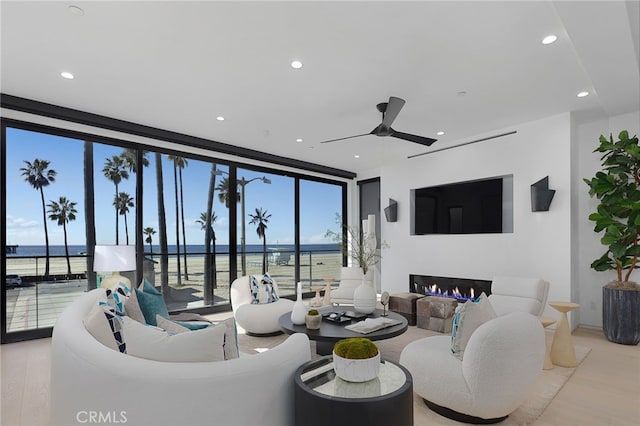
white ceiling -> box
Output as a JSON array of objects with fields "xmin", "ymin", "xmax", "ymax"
[{"xmin": 2, "ymin": 1, "xmax": 639, "ymax": 176}]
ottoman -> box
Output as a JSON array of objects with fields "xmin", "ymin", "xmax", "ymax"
[
  {"xmin": 416, "ymin": 296, "xmax": 458, "ymax": 333},
  {"xmin": 389, "ymin": 292, "xmax": 424, "ymax": 326}
]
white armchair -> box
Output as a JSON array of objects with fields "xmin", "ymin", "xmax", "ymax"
[
  {"xmin": 400, "ymin": 312, "xmax": 545, "ymax": 423},
  {"xmin": 330, "ymin": 267, "xmax": 363, "ymax": 305},
  {"xmin": 488, "ymin": 276, "xmax": 550, "ymax": 316},
  {"xmin": 230, "ymin": 275, "xmax": 295, "ymax": 335}
]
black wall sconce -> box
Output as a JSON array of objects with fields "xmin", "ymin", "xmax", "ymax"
[
  {"xmin": 384, "ymin": 198, "xmax": 398, "ymax": 222},
  {"xmin": 531, "ymin": 176, "xmax": 555, "ymax": 212}
]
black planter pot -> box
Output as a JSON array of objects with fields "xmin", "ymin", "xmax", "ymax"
[{"xmin": 602, "ymin": 286, "xmax": 640, "ymax": 345}]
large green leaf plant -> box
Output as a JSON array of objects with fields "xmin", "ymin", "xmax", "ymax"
[{"xmin": 584, "ymin": 130, "xmax": 640, "ymax": 288}]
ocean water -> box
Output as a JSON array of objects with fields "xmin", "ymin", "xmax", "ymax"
[{"xmin": 7, "ymin": 244, "xmax": 339, "ymax": 257}]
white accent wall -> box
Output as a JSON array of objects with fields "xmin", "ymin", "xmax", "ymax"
[{"xmin": 360, "ymin": 110, "xmax": 639, "ymax": 327}]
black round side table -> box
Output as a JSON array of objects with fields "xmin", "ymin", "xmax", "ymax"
[{"xmin": 294, "ymin": 355, "xmax": 414, "ymax": 426}]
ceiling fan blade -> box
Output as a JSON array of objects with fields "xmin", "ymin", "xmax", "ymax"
[
  {"xmin": 390, "ymin": 129, "xmax": 437, "ymax": 146},
  {"xmin": 381, "ymin": 97, "xmax": 406, "ymax": 127},
  {"xmin": 319, "ymin": 132, "xmax": 371, "ymax": 144}
]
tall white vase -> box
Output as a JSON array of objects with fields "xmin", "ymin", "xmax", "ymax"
[
  {"xmin": 290, "ymin": 282, "xmax": 307, "ymax": 325},
  {"xmin": 353, "ymin": 270, "xmax": 376, "ymax": 314}
]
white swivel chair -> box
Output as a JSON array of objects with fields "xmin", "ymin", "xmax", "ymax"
[
  {"xmin": 330, "ymin": 267, "xmax": 364, "ymax": 305},
  {"xmin": 230, "ymin": 275, "xmax": 294, "ymax": 335},
  {"xmin": 400, "ymin": 312, "xmax": 545, "ymax": 423},
  {"xmin": 488, "ymin": 276, "xmax": 550, "ymax": 316}
]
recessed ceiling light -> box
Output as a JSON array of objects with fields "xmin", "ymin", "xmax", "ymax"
[
  {"xmin": 542, "ymin": 35, "xmax": 557, "ymax": 45},
  {"xmin": 68, "ymin": 5, "xmax": 84, "ymax": 16},
  {"xmin": 60, "ymin": 71, "xmax": 74, "ymax": 79},
  {"xmin": 354, "ymin": 155, "xmax": 360, "ymax": 159},
  {"xmin": 436, "ymin": 131, "xmax": 445, "ymax": 136},
  {"xmin": 216, "ymin": 116, "xmax": 225, "ymax": 121},
  {"xmin": 577, "ymin": 91, "xmax": 590, "ymax": 98},
  {"xmin": 296, "ymin": 138, "xmax": 303, "ymax": 143},
  {"xmin": 291, "ymin": 60, "xmax": 303, "ymax": 69}
]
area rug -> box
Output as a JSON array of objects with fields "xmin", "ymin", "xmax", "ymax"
[{"xmin": 237, "ymin": 326, "xmax": 591, "ymax": 425}]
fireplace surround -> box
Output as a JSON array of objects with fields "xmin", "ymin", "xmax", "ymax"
[{"xmin": 409, "ymin": 274, "xmax": 492, "ymax": 302}]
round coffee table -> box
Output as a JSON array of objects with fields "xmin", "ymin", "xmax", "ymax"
[
  {"xmin": 279, "ymin": 309, "xmax": 408, "ymax": 355},
  {"xmin": 294, "ymin": 355, "xmax": 413, "ymax": 426}
]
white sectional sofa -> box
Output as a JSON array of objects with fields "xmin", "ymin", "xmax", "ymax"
[{"xmin": 50, "ymin": 289, "xmax": 311, "ymax": 426}]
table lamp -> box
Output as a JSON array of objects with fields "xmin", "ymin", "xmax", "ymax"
[{"xmin": 93, "ymin": 245, "xmax": 136, "ymax": 289}]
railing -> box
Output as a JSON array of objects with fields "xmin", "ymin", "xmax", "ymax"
[{"xmin": 4, "ymin": 249, "xmax": 342, "ymax": 333}]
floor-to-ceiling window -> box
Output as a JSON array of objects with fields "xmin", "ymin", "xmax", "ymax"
[
  {"xmin": 4, "ymin": 127, "xmax": 89, "ymax": 335},
  {"xmin": 299, "ymin": 179, "xmax": 344, "ymax": 292},
  {"xmin": 2, "ymin": 118, "xmax": 349, "ymax": 342},
  {"xmin": 235, "ymin": 167, "xmax": 296, "ymax": 294}
]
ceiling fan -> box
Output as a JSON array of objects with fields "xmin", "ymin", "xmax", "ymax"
[{"xmin": 319, "ymin": 96, "xmax": 437, "ymax": 147}]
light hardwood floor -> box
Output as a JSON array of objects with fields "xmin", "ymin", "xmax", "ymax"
[{"xmin": 1, "ymin": 326, "xmax": 638, "ymax": 425}]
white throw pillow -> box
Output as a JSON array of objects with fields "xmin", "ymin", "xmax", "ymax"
[
  {"xmin": 84, "ymin": 302, "xmax": 121, "ymax": 352},
  {"xmin": 450, "ymin": 292, "xmax": 497, "ymax": 360},
  {"xmin": 156, "ymin": 315, "xmax": 191, "ymax": 334},
  {"xmin": 123, "ymin": 287, "xmax": 146, "ymax": 324},
  {"xmin": 156, "ymin": 315, "xmax": 240, "ymax": 360},
  {"xmin": 122, "ymin": 316, "xmax": 225, "ymax": 362}
]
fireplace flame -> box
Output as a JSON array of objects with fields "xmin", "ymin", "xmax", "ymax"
[{"xmin": 422, "ymin": 283, "xmax": 476, "ymax": 302}]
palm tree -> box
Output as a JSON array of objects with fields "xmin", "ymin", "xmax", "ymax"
[
  {"xmin": 168, "ymin": 155, "xmax": 189, "ymax": 280},
  {"xmin": 216, "ymin": 176, "xmax": 240, "ymax": 208},
  {"xmin": 167, "ymin": 155, "xmax": 182, "ymax": 286},
  {"xmin": 47, "ymin": 197, "xmax": 77, "ymax": 276},
  {"xmin": 204, "ymin": 165, "xmax": 221, "ymax": 304},
  {"xmin": 114, "ymin": 192, "xmax": 135, "ymax": 245},
  {"xmin": 20, "ymin": 159, "xmax": 57, "ymax": 277},
  {"xmin": 120, "ymin": 148, "xmax": 149, "ymax": 173},
  {"xmin": 249, "ymin": 208, "xmax": 272, "ymax": 274},
  {"xmin": 197, "ymin": 211, "xmax": 218, "ymax": 293},
  {"xmin": 102, "ymin": 155, "xmax": 129, "ymax": 244},
  {"xmin": 155, "ymin": 153, "xmax": 169, "ymax": 293},
  {"xmin": 144, "ymin": 227, "xmax": 156, "ymax": 256},
  {"xmin": 196, "ymin": 212, "xmax": 218, "ymax": 244},
  {"xmin": 121, "ymin": 148, "xmax": 148, "ymax": 276}
]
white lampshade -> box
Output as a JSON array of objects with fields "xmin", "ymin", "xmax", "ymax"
[{"xmin": 93, "ymin": 245, "xmax": 136, "ymax": 272}]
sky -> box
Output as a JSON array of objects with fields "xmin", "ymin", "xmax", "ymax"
[{"xmin": 5, "ymin": 127, "xmax": 343, "ymax": 247}]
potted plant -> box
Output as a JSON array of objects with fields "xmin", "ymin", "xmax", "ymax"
[
  {"xmin": 325, "ymin": 214, "xmax": 382, "ymax": 277},
  {"xmin": 305, "ymin": 309, "xmax": 322, "ymax": 329},
  {"xmin": 325, "ymin": 214, "xmax": 387, "ymax": 313},
  {"xmin": 584, "ymin": 130, "xmax": 640, "ymax": 345},
  {"xmin": 332, "ymin": 337, "xmax": 380, "ymax": 382}
]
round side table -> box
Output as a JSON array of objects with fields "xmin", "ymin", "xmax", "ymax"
[
  {"xmin": 539, "ymin": 316, "xmax": 556, "ymax": 370},
  {"xmin": 294, "ymin": 355, "xmax": 413, "ymax": 426},
  {"xmin": 549, "ymin": 301, "xmax": 580, "ymax": 367}
]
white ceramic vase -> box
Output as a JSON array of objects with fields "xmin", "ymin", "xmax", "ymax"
[
  {"xmin": 333, "ymin": 351, "xmax": 381, "ymax": 382},
  {"xmin": 353, "ymin": 270, "xmax": 376, "ymax": 314},
  {"xmin": 290, "ymin": 282, "xmax": 307, "ymax": 325}
]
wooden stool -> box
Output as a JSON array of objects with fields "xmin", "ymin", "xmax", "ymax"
[
  {"xmin": 417, "ymin": 296, "xmax": 458, "ymax": 333},
  {"xmin": 549, "ymin": 301, "xmax": 580, "ymax": 367},
  {"xmin": 539, "ymin": 316, "xmax": 556, "ymax": 370},
  {"xmin": 389, "ymin": 293, "xmax": 424, "ymax": 326}
]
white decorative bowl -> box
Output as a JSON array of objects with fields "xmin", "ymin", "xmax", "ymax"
[{"xmin": 332, "ymin": 351, "xmax": 381, "ymax": 382}]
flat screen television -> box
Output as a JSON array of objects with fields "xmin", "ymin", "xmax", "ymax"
[{"xmin": 411, "ymin": 175, "xmax": 513, "ymax": 235}]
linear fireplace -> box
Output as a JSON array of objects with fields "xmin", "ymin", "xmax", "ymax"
[{"xmin": 409, "ymin": 274, "xmax": 492, "ymax": 302}]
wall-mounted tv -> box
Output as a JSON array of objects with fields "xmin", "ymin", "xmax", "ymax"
[{"xmin": 411, "ymin": 175, "xmax": 513, "ymax": 235}]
